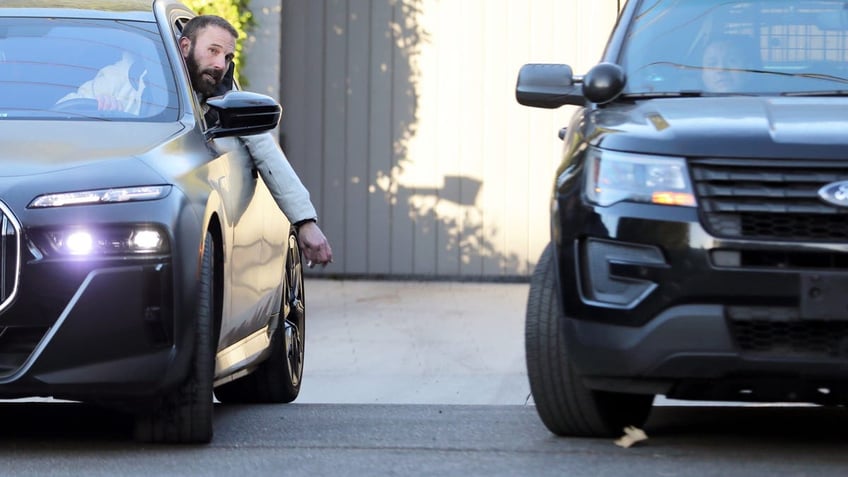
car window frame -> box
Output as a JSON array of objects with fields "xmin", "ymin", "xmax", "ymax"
[{"xmin": 168, "ymin": 12, "xmax": 242, "ymax": 133}]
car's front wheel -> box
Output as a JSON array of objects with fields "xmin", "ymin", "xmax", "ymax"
[
  {"xmin": 214, "ymin": 227, "xmax": 305, "ymax": 403},
  {"xmin": 525, "ymin": 242, "xmax": 653, "ymax": 437},
  {"xmin": 134, "ymin": 232, "xmax": 216, "ymax": 444}
]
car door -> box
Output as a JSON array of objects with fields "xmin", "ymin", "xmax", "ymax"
[{"xmin": 169, "ymin": 13, "xmax": 267, "ymax": 349}]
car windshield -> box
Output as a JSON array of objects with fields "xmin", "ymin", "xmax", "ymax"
[
  {"xmin": 0, "ymin": 18, "xmax": 178, "ymax": 121},
  {"xmin": 621, "ymin": 0, "xmax": 848, "ymax": 96}
]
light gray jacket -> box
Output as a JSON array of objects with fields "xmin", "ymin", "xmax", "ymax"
[
  {"xmin": 200, "ymin": 87, "xmax": 317, "ymax": 225},
  {"xmin": 240, "ymin": 132, "xmax": 318, "ymax": 225}
]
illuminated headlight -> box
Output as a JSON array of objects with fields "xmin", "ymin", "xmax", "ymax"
[
  {"xmin": 584, "ymin": 148, "xmax": 696, "ymax": 207},
  {"xmin": 64, "ymin": 231, "xmax": 94, "ymax": 255},
  {"xmin": 28, "ymin": 185, "xmax": 171, "ymax": 208},
  {"xmin": 44, "ymin": 226, "xmax": 169, "ymax": 256},
  {"xmin": 131, "ymin": 229, "xmax": 164, "ymax": 251}
]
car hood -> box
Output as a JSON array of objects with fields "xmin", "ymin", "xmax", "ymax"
[
  {"xmin": 0, "ymin": 121, "xmax": 186, "ymax": 176},
  {"xmin": 592, "ymin": 96, "xmax": 848, "ymax": 159},
  {"xmin": 0, "ymin": 121, "xmax": 188, "ymax": 211}
]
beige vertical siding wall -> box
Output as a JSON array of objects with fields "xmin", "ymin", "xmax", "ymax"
[{"xmin": 275, "ymin": 0, "xmax": 620, "ymax": 279}]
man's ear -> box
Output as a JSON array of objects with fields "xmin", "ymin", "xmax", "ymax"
[{"xmin": 179, "ymin": 36, "xmax": 191, "ymax": 57}]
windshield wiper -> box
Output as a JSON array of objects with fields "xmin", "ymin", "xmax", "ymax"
[
  {"xmin": 621, "ymin": 90, "xmax": 761, "ymax": 99},
  {"xmin": 620, "ymin": 90, "xmax": 705, "ymax": 99},
  {"xmin": 780, "ymin": 90, "xmax": 848, "ymax": 97}
]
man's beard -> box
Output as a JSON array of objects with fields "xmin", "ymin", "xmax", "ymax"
[{"xmin": 186, "ymin": 45, "xmax": 223, "ymax": 98}]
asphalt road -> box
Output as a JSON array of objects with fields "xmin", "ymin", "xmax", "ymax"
[
  {"xmin": 2, "ymin": 279, "xmax": 847, "ymax": 476},
  {"xmin": 1, "ymin": 401, "xmax": 847, "ymax": 476}
]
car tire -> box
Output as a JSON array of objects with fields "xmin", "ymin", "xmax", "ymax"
[
  {"xmin": 525, "ymin": 242, "xmax": 653, "ymax": 437},
  {"xmin": 134, "ymin": 232, "xmax": 216, "ymax": 444},
  {"xmin": 215, "ymin": 227, "xmax": 305, "ymax": 404}
]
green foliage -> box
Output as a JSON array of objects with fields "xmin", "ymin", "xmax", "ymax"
[{"xmin": 183, "ymin": 0, "xmax": 255, "ymax": 86}]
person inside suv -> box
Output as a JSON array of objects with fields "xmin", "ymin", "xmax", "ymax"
[{"xmin": 701, "ymin": 36, "xmax": 759, "ymax": 92}]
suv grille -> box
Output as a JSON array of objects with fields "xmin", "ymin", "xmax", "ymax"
[
  {"xmin": 730, "ymin": 320, "xmax": 848, "ymax": 357},
  {"xmin": 728, "ymin": 306, "xmax": 848, "ymax": 357},
  {"xmin": 690, "ymin": 158, "xmax": 848, "ymax": 241},
  {"xmin": 0, "ymin": 203, "xmax": 20, "ymax": 313}
]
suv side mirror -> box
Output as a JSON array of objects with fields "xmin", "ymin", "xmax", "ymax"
[
  {"xmin": 516, "ymin": 63, "xmax": 585, "ymax": 108},
  {"xmin": 205, "ymin": 91, "xmax": 282, "ymax": 139}
]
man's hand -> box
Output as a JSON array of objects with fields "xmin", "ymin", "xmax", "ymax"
[{"xmin": 297, "ymin": 221, "xmax": 333, "ymax": 268}]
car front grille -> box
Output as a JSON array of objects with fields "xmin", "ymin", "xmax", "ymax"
[
  {"xmin": 730, "ymin": 319, "xmax": 848, "ymax": 357},
  {"xmin": 0, "ymin": 204, "xmax": 32, "ymax": 376},
  {"xmin": 690, "ymin": 158, "xmax": 848, "ymax": 241},
  {"xmin": 727, "ymin": 306, "xmax": 848, "ymax": 357},
  {"xmin": 0, "ymin": 203, "xmax": 20, "ymax": 314}
]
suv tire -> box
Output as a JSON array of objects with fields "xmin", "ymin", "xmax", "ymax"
[
  {"xmin": 525, "ymin": 243, "xmax": 654, "ymax": 437},
  {"xmin": 134, "ymin": 232, "xmax": 216, "ymax": 444}
]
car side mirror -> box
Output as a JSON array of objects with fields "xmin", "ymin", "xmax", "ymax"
[
  {"xmin": 205, "ymin": 91, "xmax": 282, "ymax": 139},
  {"xmin": 516, "ymin": 63, "xmax": 585, "ymax": 108}
]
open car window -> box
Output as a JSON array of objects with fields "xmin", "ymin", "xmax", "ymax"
[{"xmin": 170, "ymin": 14, "xmax": 240, "ymax": 132}]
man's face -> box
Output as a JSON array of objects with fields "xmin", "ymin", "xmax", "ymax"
[{"xmin": 181, "ymin": 25, "xmax": 236, "ymax": 97}]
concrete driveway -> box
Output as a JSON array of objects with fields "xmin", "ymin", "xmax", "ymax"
[{"xmin": 299, "ymin": 278, "xmax": 531, "ymax": 405}]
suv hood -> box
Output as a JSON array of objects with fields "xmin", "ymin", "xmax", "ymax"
[
  {"xmin": 0, "ymin": 121, "xmax": 187, "ymax": 211},
  {"xmin": 593, "ymin": 96, "xmax": 848, "ymax": 159},
  {"xmin": 0, "ymin": 121, "xmax": 186, "ymax": 177}
]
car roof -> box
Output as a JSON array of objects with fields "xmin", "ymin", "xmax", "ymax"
[{"xmin": 0, "ymin": 0, "xmax": 159, "ymax": 21}]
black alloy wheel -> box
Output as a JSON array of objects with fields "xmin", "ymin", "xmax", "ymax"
[
  {"xmin": 281, "ymin": 228, "xmax": 306, "ymax": 398},
  {"xmin": 214, "ymin": 227, "xmax": 305, "ymax": 403}
]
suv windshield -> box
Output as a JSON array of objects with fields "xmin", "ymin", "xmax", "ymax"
[
  {"xmin": 622, "ymin": 0, "xmax": 848, "ymax": 96},
  {"xmin": 0, "ymin": 18, "xmax": 178, "ymax": 121}
]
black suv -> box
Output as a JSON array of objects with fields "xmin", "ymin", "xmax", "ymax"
[{"xmin": 518, "ymin": 0, "xmax": 848, "ymax": 437}]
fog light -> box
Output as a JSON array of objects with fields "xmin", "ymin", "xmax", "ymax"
[
  {"xmin": 580, "ymin": 238, "xmax": 667, "ymax": 308},
  {"xmin": 132, "ymin": 229, "xmax": 163, "ymax": 251},
  {"xmin": 65, "ymin": 231, "xmax": 94, "ymax": 255}
]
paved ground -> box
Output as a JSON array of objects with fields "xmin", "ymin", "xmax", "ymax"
[
  {"xmin": 298, "ymin": 278, "xmax": 531, "ymax": 405},
  {"xmin": 297, "ymin": 278, "xmax": 732, "ymax": 408}
]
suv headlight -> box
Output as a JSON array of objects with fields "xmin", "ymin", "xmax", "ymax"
[
  {"xmin": 28, "ymin": 185, "xmax": 171, "ymax": 208},
  {"xmin": 38, "ymin": 225, "xmax": 169, "ymax": 256},
  {"xmin": 584, "ymin": 148, "xmax": 696, "ymax": 207}
]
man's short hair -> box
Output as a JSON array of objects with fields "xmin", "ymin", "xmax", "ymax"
[{"xmin": 181, "ymin": 15, "xmax": 238, "ymax": 45}]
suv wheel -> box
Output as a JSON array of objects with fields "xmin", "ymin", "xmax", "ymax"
[
  {"xmin": 134, "ymin": 232, "xmax": 216, "ymax": 443},
  {"xmin": 215, "ymin": 227, "xmax": 305, "ymax": 404},
  {"xmin": 525, "ymin": 243, "xmax": 654, "ymax": 437}
]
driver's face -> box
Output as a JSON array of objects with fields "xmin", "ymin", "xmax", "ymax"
[
  {"xmin": 181, "ymin": 25, "xmax": 236, "ymax": 97},
  {"xmin": 702, "ymin": 41, "xmax": 747, "ymax": 93}
]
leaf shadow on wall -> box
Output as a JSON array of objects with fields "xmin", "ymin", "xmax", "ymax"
[{"xmin": 368, "ymin": 1, "xmax": 523, "ymax": 278}]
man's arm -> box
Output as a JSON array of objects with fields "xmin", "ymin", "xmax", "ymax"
[
  {"xmin": 241, "ymin": 132, "xmax": 316, "ymax": 221},
  {"xmin": 241, "ymin": 132, "xmax": 333, "ymax": 267}
]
